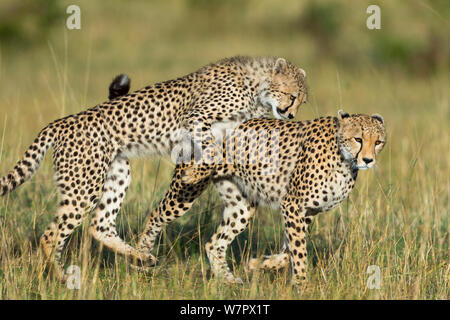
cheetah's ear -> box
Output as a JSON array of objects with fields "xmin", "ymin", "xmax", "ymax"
[
  {"xmin": 338, "ymin": 109, "xmax": 350, "ymax": 120},
  {"xmin": 274, "ymin": 58, "xmax": 288, "ymax": 74},
  {"xmin": 371, "ymin": 113, "xmax": 384, "ymax": 124},
  {"xmin": 299, "ymin": 68, "xmax": 306, "ymax": 79}
]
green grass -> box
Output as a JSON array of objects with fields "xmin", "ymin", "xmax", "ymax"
[{"xmin": 0, "ymin": 0, "xmax": 448, "ymax": 299}]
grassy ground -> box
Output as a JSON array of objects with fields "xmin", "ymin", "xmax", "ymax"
[{"xmin": 0, "ymin": 0, "xmax": 448, "ymax": 299}]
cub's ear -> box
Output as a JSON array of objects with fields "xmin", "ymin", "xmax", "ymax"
[
  {"xmin": 371, "ymin": 113, "xmax": 384, "ymax": 124},
  {"xmin": 299, "ymin": 68, "xmax": 306, "ymax": 78},
  {"xmin": 338, "ymin": 109, "xmax": 350, "ymax": 120},
  {"xmin": 274, "ymin": 58, "xmax": 288, "ymax": 74}
]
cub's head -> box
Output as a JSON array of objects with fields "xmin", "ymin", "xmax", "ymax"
[
  {"xmin": 337, "ymin": 110, "xmax": 386, "ymax": 170},
  {"xmin": 260, "ymin": 58, "xmax": 307, "ymax": 120}
]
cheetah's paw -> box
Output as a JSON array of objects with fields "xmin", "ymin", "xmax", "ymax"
[{"xmin": 181, "ymin": 166, "xmax": 211, "ymax": 185}]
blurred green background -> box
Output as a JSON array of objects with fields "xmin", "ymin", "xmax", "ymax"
[
  {"xmin": 0, "ymin": 0, "xmax": 448, "ymax": 299},
  {"xmin": 1, "ymin": 0, "xmax": 448, "ymax": 101}
]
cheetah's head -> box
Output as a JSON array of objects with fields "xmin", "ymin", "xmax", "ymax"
[
  {"xmin": 259, "ymin": 58, "xmax": 307, "ymax": 120},
  {"xmin": 337, "ymin": 110, "xmax": 386, "ymax": 170}
]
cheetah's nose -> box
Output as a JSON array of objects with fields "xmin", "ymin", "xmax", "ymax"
[
  {"xmin": 288, "ymin": 114, "xmax": 294, "ymax": 119},
  {"xmin": 363, "ymin": 157, "xmax": 373, "ymax": 164}
]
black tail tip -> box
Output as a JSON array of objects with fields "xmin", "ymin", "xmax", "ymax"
[
  {"xmin": 109, "ymin": 74, "xmax": 131, "ymax": 100},
  {"xmin": 1, "ymin": 185, "xmax": 8, "ymax": 196}
]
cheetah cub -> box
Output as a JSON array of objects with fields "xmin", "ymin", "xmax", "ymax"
[
  {"xmin": 0, "ymin": 56, "xmax": 307, "ymax": 280},
  {"xmin": 177, "ymin": 110, "xmax": 386, "ymax": 283}
]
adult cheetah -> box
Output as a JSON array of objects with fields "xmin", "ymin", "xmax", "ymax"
[
  {"xmin": 158, "ymin": 111, "xmax": 387, "ymax": 283},
  {"xmin": 0, "ymin": 56, "xmax": 307, "ymax": 280},
  {"xmin": 109, "ymin": 74, "xmax": 131, "ymax": 100}
]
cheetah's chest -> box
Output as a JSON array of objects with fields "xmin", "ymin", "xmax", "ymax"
[{"xmin": 305, "ymin": 164, "xmax": 357, "ymax": 213}]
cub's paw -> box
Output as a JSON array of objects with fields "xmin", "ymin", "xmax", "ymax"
[
  {"xmin": 221, "ymin": 273, "xmax": 244, "ymax": 285},
  {"xmin": 128, "ymin": 252, "xmax": 157, "ymax": 269},
  {"xmin": 181, "ymin": 166, "xmax": 212, "ymax": 185},
  {"xmin": 248, "ymin": 257, "xmax": 262, "ymax": 271}
]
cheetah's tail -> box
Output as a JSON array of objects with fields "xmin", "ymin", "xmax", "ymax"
[{"xmin": 0, "ymin": 124, "xmax": 55, "ymax": 196}]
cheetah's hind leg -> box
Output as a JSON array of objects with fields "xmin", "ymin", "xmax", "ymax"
[
  {"xmin": 89, "ymin": 156, "xmax": 156, "ymax": 268},
  {"xmin": 205, "ymin": 180, "xmax": 257, "ymax": 284},
  {"xmin": 40, "ymin": 167, "xmax": 106, "ymax": 282}
]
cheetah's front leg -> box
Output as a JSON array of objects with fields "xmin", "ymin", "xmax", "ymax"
[
  {"xmin": 281, "ymin": 196, "xmax": 309, "ymax": 284},
  {"xmin": 248, "ymin": 216, "xmax": 314, "ymax": 273},
  {"xmin": 180, "ymin": 105, "xmax": 232, "ymax": 183}
]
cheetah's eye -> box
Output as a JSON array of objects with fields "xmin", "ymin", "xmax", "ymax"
[
  {"xmin": 375, "ymin": 140, "xmax": 383, "ymax": 146},
  {"xmin": 290, "ymin": 95, "xmax": 296, "ymax": 101},
  {"xmin": 354, "ymin": 137, "xmax": 362, "ymax": 143}
]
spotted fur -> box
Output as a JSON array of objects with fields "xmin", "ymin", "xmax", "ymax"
[
  {"xmin": 0, "ymin": 56, "xmax": 307, "ymax": 280},
  {"xmin": 158, "ymin": 111, "xmax": 386, "ymax": 283}
]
